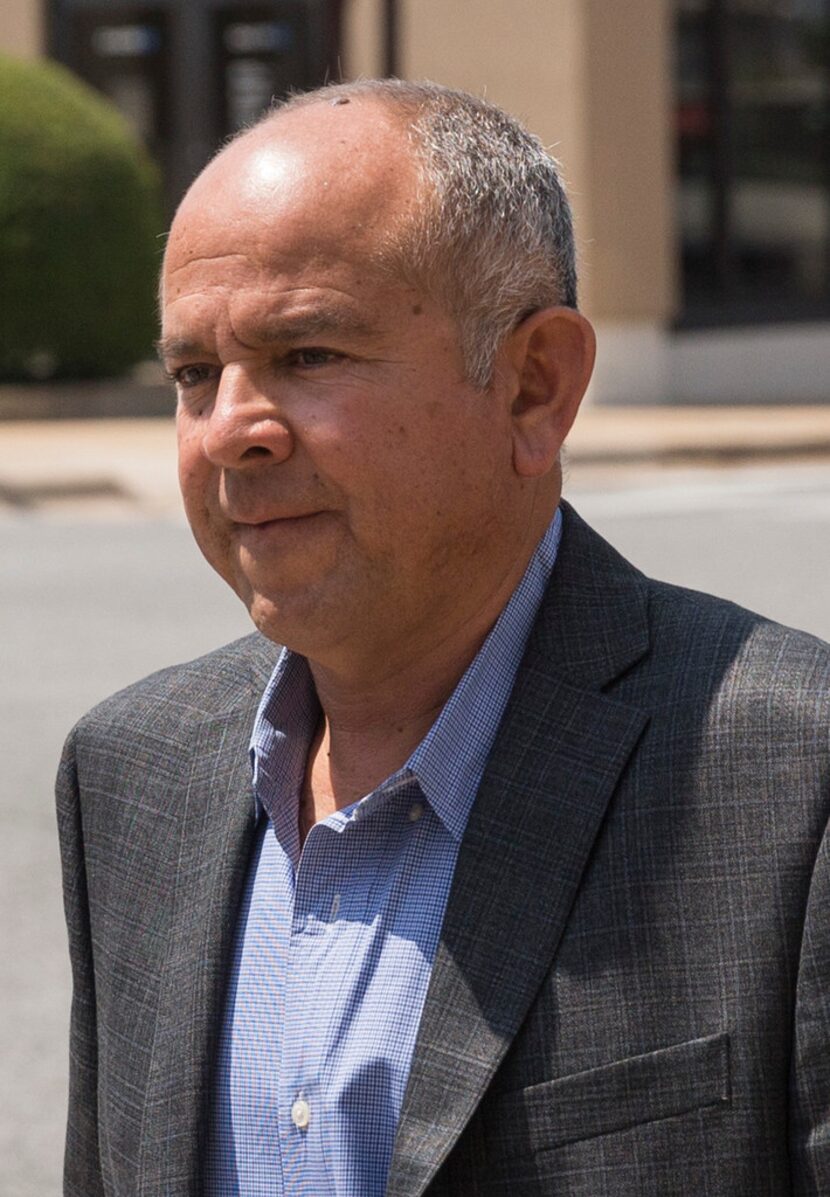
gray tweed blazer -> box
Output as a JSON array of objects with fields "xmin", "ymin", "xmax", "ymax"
[{"xmin": 57, "ymin": 503, "xmax": 830, "ymax": 1195}]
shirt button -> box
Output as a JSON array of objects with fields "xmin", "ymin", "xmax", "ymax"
[
  {"xmin": 408, "ymin": 801, "xmax": 425, "ymax": 822},
  {"xmin": 329, "ymin": 893, "xmax": 341, "ymax": 920},
  {"xmin": 291, "ymin": 1097, "xmax": 311, "ymax": 1129}
]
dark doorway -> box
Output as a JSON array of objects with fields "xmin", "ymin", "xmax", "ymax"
[{"xmin": 49, "ymin": 0, "xmax": 343, "ymax": 211}]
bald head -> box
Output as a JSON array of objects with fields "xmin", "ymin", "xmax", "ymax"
[
  {"xmin": 166, "ymin": 96, "xmax": 422, "ymax": 309},
  {"xmin": 167, "ymin": 80, "xmax": 578, "ymax": 387},
  {"xmin": 187, "ymin": 97, "xmax": 413, "ymax": 218}
]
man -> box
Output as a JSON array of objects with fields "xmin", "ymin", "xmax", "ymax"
[{"xmin": 57, "ymin": 79, "xmax": 830, "ymax": 1196}]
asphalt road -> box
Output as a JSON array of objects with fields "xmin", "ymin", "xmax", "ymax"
[
  {"xmin": 2, "ymin": 516, "xmax": 251, "ymax": 1197},
  {"xmin": 569, "ymin": 459, "xmax": 830, "ymax": 642},
  {"xmin": 3, "ymin": 458, "xmax": 830, "ymax": 1196}
]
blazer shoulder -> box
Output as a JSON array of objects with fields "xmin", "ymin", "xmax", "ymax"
[
  {"xmin": 67, "ymin": 632, "xmax": 279, "ymax": 749},
  {"xmin": 647, "ymin": 572, "xmax": 830, "ymax": 678},
  {"xmin": 631, "ymin": 576, "xmax": 830, "ymax": 758},
  {"xmin": 554, "ymin": 502, "xmax": 830, "ymax": 697},
  {"xmin": 560, "ymin": 501, "xmax": 830, "ymax": 677}
]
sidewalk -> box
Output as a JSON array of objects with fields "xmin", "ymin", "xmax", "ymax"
[
  {"xmin": 567, "ymin": 405, "xmax": 830, "ymax": 465},
  {"xmin": 2, "ymin": 403, "xmax": 830, "ymax": 513}
]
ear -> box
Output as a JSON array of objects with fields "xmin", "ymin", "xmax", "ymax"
[{"xmin": 501, "ymin": 307, "xmax": 596, "ymax": 478}]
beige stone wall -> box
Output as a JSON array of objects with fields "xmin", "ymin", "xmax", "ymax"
[
  {"xmin": 582, "ymin": 0, "xmax": 677, "ymax": 323},
  {"xmin": 396, "ymin": 0, "xmax": 677, "ymax": 326},
  {"xmin": 342, "ymin": 0, "xmax": 385, "ymax": 80},
  {"xmin": 0, "ymin": 0, "xmax": 44, "ymax": 57},
  {"xmin": 399, "ymin": 0, "xmax": 591, "ymax": 291}
]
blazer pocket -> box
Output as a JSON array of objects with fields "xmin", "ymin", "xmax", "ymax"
[{"xmin": 483, "ymin": 1031, "xmax": 731, "ymax": 1160}]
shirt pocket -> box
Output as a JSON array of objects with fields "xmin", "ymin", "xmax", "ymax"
[{"xmin": 482, "ymin": 1031, "xmax": 731, "ymax": 1160}]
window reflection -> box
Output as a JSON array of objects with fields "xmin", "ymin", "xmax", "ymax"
[{"xmin": 677, "ymin": 0, "xmax": 830, "ymax": 322}]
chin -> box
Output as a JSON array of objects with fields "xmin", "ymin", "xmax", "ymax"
[
  {"xmin": 246, "ymin": 594, "xmax": 290, "ymax": 645},
  {"xmin": 246, "ymin": 590, "xmax": 329, "ymax": 656}
]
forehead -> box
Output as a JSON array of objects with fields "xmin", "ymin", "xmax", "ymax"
[{"xmin": 163, "ymin": 101, "xmax": 418, "ymax": 304}]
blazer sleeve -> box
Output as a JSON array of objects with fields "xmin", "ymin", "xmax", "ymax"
[
  {"xmin": 790, "ymin": 806, "xmax": 830, "ymax": 1193},
  {"xmin": 56, "ymin": 727, "xmax": 106, "ymax": 1197}
]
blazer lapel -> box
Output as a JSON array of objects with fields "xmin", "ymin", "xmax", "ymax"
[
  {"xmin": 138, "ymin": 700, "xmax": 261, "ymax": 1195},
  {"xmin": 387, "ymin": 505, "xmax": 652, "ymax": 1197}
]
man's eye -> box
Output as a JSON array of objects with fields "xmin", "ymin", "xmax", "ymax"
[
  {"xmin": 168, "ymin": 364, "xmax": 216, "ymax": 388},
  {"xmin": 290, "ymin": 348, "xmax": 341, "ymax": 368}
]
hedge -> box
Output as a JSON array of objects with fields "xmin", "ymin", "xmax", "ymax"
[{"xmin": 0, "ymin": 55, "xmax": 163, "ymax": 380}]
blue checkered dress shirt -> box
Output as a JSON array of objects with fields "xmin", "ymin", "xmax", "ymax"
[{"xmin": 205, "ymin": 509, "xmax": 562, "ymax": 1196}]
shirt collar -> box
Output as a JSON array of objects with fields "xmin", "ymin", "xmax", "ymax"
[
  {"xmin": 250, "ymin": 507, "xmax": 562, "ymax": 842},
  {"xmin": 249, "ymin": 650, "xmax": 319, "ymax": 851},
  {"xmin": 405, "ymin": 506, "xmax": 561, "ymax": 840}
]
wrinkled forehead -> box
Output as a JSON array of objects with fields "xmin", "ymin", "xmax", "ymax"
[{"xmin": 163, "ymin": 100, "xmax": 421, "ymax": 283}]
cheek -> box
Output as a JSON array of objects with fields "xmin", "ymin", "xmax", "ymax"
[
  {"xmin": 177, "ymin": 456, "xmax": 199, "ymax": 508},
  {"xmin": 176, "ymin": 421, "xmax": 202, "ymax": 493},
  {"xmin": 356, "ymin": 430, "xmax": 497, "ymax": 552},
  {"xmin": 177, "ymin": 443, "xmax": 228, "ymax": 558},
  {"xmin": 177, "ymin": 421, "xmax": 215, "ymax": 508},
  {"xmin": 178, "ymin": 456, "xmax": 210, "ymax": 527}
]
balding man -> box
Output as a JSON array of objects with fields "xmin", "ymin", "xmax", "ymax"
[{"xmin": 58, "ymin": 80, "xmax": 830, "ymax": 1196}]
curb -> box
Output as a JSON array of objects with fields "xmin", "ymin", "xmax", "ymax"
[
  {"xmin": 0, "ymin": 380, "xmax": 172, "ymax": 422},
  {"xmin": 568, "ymin": 440, "xmax": 830, "ymax": 467}
]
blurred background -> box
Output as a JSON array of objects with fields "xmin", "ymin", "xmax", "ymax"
[
  {"xmin": 3, "ymin": 2, "xmax": 830, "ymax": 1194},
  {"xmin": 9, "ymin": 0, "xmax": 830, "ymax": 401}
]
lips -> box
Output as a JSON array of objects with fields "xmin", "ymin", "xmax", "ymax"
[
  {"xmin": 229, "ymin": 508, "xmax": 324, "ymax": 527},
  {"xmin": 230, "ymin": 510, "xmax": 330, "ymax": 540}
]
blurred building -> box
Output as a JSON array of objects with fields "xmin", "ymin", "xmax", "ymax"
[{"xmin": 3, "ymin": 0, "xmax": 830, "ymax": 405}]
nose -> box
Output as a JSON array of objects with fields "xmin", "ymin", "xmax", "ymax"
[{"xmin": 200, "ymin": 364, "xmax": 294, "ymax": 468}]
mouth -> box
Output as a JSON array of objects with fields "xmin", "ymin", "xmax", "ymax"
[{"xmin": 232, "ymin": 510, "xmax": 329, "ymax": 537}]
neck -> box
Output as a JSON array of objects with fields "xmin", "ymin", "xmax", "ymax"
[
  {"xmin": 308, "ymin": 625, "xmax": 485, "ymax": 811},
  {"xmin": 306, "ymin": 504, "xmax": 556, "ymax": 812}
]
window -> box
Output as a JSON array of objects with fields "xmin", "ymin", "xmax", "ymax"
[{"xmin": 677, "ymin": 0, "xmax": 830, "ymax": 324}]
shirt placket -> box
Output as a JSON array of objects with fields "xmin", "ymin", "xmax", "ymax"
[{"xmin": 279, "ymin": 816, "xmax": 362, "ymax": 1197}]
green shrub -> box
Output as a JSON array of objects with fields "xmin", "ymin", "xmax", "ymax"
[{"xmin": 0, "ymin": 55, "xmax": 163, "ymax": 380}]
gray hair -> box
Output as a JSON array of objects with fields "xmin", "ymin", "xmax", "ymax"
[{"xmin": 258, "ymin": 79, "xmax": 578, "ymax": 388}]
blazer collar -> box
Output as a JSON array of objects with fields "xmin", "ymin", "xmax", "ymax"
[{"xmin": 387, "ymin": 503, "xmax": 652, "ymax": 1197}]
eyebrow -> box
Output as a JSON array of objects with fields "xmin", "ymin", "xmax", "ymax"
[{"xmin": 155, "ymin": 308, "xmax": 378, "ymax": 364}]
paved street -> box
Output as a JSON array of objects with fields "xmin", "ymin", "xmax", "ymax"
[
  {"xmin": 2, "ymin": 453, "xmax": 830, "ymax": 1195},
  {"xmin": 570, "ymin": 458, "xmax": 830, "ymax": 641},
  {"xmin": 1, "ymin": 513, "xmax": 252, "ymax": 1197}
]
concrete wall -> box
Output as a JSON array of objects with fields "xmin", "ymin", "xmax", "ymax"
[
  {"xmin": 582, "ymin": 0, "xmax": 676, "ymax": 325},
  {"xmin": 342, "ymin": 0, "xmax": 385, "ymax": 77},
  {"xmin": 0, "ymin": 0, "xmax": 44, "ymax": 57}
]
